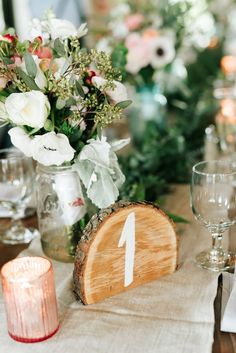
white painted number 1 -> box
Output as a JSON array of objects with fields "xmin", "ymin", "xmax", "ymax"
[{"xmin": 118, "ymin": 212, "xmax": 136, "ymax": 287}]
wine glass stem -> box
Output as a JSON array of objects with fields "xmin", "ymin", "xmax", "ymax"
[
  {"xmin": 10, "ymin": 218, "xmax": 25, "ymax": 235},
  {"xmin": 210, "ymin": 233, "xmax": 226, "ymax": 263},
  {"xmin": 9, "ymin": 205, "xmax": 26, "ymax": 237}
]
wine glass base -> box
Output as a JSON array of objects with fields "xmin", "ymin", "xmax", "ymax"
[
  {"xmin": 1, "ymin": 227, "xmax": 39, "ymax": 245},
  {"xmin": 196, "ymin": 250, "xmax": 236, "ymax": 272}
]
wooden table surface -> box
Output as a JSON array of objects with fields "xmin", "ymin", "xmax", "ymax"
[{"xmin": 0, "ymin": 184, "xmax": 235, "ymax": 353}]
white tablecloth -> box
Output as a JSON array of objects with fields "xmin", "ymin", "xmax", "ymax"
[{"xmin": 0, "ymin": 211, "xmax": 220, "ymax": 353}]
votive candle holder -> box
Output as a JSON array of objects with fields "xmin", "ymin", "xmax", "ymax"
[{"xmin": 1, "ymin": 256, "xmax": 59, "ymax": 343}]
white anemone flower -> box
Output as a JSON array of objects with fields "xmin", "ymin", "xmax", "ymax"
[
  {"xmin": 149, "ymin": 36, "xmax": 175, "ymax": 69},
  {"xmin": 31, "ymin": 132, "xmax": 75, "ymax": 166}
]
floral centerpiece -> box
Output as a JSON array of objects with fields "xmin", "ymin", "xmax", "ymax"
[
  {"xmin": 95, "ymin": 0, "xmax": 217, "ymax": 90},
  {"xmin": 0, "ymin": 12, "xmax": 131, "ymax": 261},
  {"xmin": 93, "ymin": 1, "xmax": 189, "ymax": 139},
  {"xmin": 92, "ymin": 0, "xmax": 223, "ymax": 205},
  {"xmin": 95, "ymin": 1, "xmax": 184, "ymax": 89}
]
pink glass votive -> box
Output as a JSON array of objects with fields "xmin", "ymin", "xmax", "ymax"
[{"xmin": 1, "ymin": 256, "xmax": 59, "ymax": 343}]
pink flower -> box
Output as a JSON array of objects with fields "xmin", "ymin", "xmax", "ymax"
[
  {"xmin": 125, "ymin": 32, "xmax": 141, "ymax": 48},
  {"xmin": 125, "ymin": 13, "xmax": 144, "ymax": 30},
  {"xmin": 37, "ymin": 46, "xmax": 53, "ymax": 59},
  {"xmin": 30, "ymin": 45, "xmax": 53, "ymax": 59},
  {"xmin": 0, "ymin": 77, "xmax": 8, "ymax": 90},
  {"xmin": 7, "ymin": 55, "xmax": 22, "ymax": 70},
  {"xmin": 12, "ymin": 55, "xmax": 22, "ymax": 66},
  {"xmin": 85, "ymin": 70, "xmax": 96, "ymax": 85},
  {"xmin": 0, "ymin": 34, "xmax": 17, "ymax": 43},
  {"xmin": 125, "ymin": 33, "xmax": 152, "ymax": 74}
]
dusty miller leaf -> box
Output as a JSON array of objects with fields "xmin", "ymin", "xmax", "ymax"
[
  {"xmin": 115, "ymin": 100, "xmax": 132, "ymax": 109},
  {"xmin": 23, "ymin": 52, "xmax": 37, "ymax": 78},
  {"xmin": 54, "ymin": 38, "xmax": 66, "ymax": 56},
  {"xmin": 16, "ymin": 67, "xmax": 40, "ymax": 90}
]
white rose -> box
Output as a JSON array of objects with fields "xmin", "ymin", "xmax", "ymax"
[
  {"xmin": 5, "ymin": 91, "xmax": 50, "ymax": 128},
  {"xmin": 47, "ymin": 18, "xmax": 77, "ymax": 40},
  {"xmin": 8, "ymin": 127, "xmax": 33, "ymax": 157},
  {"xmin": 27, "ymin": 18, "xmax": 50, "ymax": 43},
  {"xmin": 31, "ymin": 132, "xmax": 75, "ymax": 166},
  {"xmin": 92, "ymin": 76, "xmax": 128, "ymax": 104}
]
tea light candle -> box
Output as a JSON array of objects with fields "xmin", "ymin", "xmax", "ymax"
[{"xmin": 1, "ymin": 256, "xmax": 59, "ymax": 343}]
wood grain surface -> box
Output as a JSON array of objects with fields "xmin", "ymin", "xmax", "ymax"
[
  {"xmin": 0, "ymin": 185, "xmax": 235, "ymax": 352},
  {"xmin": 74, "ymin": 201, "xmax": 178, "ymax": 304}
]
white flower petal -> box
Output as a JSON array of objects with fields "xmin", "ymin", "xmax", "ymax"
[
  {"xmin": 79, "ymin": 136, "xmax": 111, "ymax": 167},
  {"xmin": 77, "ymin": 23, "xmax": 88, "ymax": 38},
  {"xmin": 149, "ymin": 36, "xmax": 176, "ymax": 68},
  {"xmin": 110, "ymin": 138, "xmax": 131, "ymax": 152},
  {"xmin": 8, "ymin": 127, "xmax": 33, "ymax": 157},
  {"xmin": 48, "ymin": 18, "xmax": 77, "ymax": 40},
  {"xmin": 106, "ymin": 81, "xmax": 128, "ymax": 103},
  {"xmin": 31, "ymin": 132, "xmax": 75, "ymax": 166},
  {"xmin": 5, "ymin": 91, "xmax": 50, "ymax": 128},
  {"xmin": 92, "ymin": 76, "xmax": 128, "ymax": 103},
  {"xmin": 54, "ymin": 171, "xmax": 86, "ymax": 225}
]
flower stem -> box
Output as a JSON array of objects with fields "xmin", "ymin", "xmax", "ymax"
[{"xmin": 51, "ymin": 106, "xmax": 55, "ymax": 130}]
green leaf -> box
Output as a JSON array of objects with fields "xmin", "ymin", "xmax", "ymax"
[
  {"xmin": 0, "ymin": 56, "xmax": 14, "ymax": 65},
  {"xmin": 166, "ymin": 212, "xmax": 190, "ymax": 224},
  {"xmin": 79, "ymin": 48, "xmax": 87, "ymax": 54},
  {"xmin": 0, "ymin": 121, "xmax": 8, "ymax": 128},
  {"xmin": 56, "ymin": 98, "xmax": 66, "ymax": 110},
  {"xmin": 97, "ymin": 124, "xmax": 102, "ymax": 139},
  {"xmin": 0, "ymin": 94, "xmax": 7, "ymax": 103},
  {"xmin": 115, "ymin": 100, "xmax": 132, "ymax": 109},
  {"xmin": 16, "ymin": 67, "xmax": 40, "ymax": 90},
  {"xmin": 65, "ymin": 97, "xmax": 76, "ymax": 106},
  {"xmin": 111, "ymin": 43, "xmax": 128, "ymax": 78},
  {"xmin": 28, "ymin": 127, "xmax": 40, "ymax": 136},
  {"xmin": 23, "ymin": 52, "xmax": 37, "ymax": 78},
  {"xmin": 75, "ymin": 81, "xmax": 85, "ymax": 98},
  {"xmin": 54, "ymin": 38, "xmax": 66, "ymax": 57}
]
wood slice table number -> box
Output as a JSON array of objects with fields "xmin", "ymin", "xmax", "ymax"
[{"xmin": 73, "ymin": 201, "xmax": 178, "ymax": 304}]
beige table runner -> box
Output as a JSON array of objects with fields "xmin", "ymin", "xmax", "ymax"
[{"xmin": 0, "ymin": 186, "xmax": 220, "ymax": 353}]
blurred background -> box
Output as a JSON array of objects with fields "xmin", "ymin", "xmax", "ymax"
[{"xmin": 0, "ymin": 0, "xmax": 236, "ymax": 203}]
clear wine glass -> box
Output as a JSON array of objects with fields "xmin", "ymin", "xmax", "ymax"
[
  {"xmin": 190, "ymin": 160, "xmax": 236, "ymax": 272},
  {"xmin": 0, "ymin": 148, "xmax": 39, "ymax": 244}
]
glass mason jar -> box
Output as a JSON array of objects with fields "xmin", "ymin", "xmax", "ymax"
[
  {"xmin": 128, "ymin": 83, "xmax": 167, "ymax": 144},
  {"xmin": 36, "ymin": 164, "xmax": 88, "ymax": 262}
]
